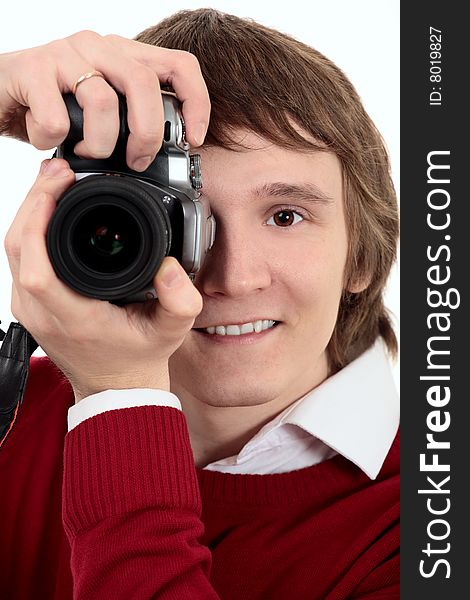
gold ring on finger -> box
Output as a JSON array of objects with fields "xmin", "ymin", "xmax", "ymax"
[{"xmin": 72, "ymin": 70, "xmax": 105, "ymax": 95}]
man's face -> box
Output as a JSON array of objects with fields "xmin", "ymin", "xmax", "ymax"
[{"xmin": 169, "ymin": 130, "xmax": 351, "ymax": 411}]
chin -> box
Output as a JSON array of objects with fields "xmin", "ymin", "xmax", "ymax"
[
  {"xmin": 201, "ymin": 387, "xmax": 274, "ymax": 408},
  {"xmin": 172, "ymin": 367, "xmax": 284, "ymax": 409}
]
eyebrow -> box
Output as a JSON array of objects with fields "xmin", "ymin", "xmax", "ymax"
[{"xmin": 253, "ymin": 182, "xmax": 334, "ymax": 205}]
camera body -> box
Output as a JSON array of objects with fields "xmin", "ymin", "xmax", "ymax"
[{"xmin": 46, "ymin": 92, "xmax": 216, "ymax": 303}]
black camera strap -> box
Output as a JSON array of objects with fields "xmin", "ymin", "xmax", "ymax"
[{"xmin": 0, "ymin": 321, "xmax": 38, "ymax": 449}]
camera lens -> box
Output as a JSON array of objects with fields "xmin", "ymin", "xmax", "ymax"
[
  {"xmin": 91, "ymin": 225, "xmax": 125, "ymax": 257},
  {"xmin": 73, "ymin": 204, "xmax": 141, "ymax": 274},
  {"xmin": 47, "ymin": 175, "xmax": 173, "ymax": 301}
]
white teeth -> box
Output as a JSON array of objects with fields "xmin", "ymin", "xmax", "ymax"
[
  {"xmin": 240, "ymin": 322, "xmax": 254, "ymax": 334},
  {"xmin": 204, "ymin": 320, "xmax": 276, "ymax": 336}
]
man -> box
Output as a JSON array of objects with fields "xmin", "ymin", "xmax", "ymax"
[{"xmin": 0, "ymin": 9, "xmax": 399, "ymax": 599}]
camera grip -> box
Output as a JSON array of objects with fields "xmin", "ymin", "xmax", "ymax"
[{"xmin": 62, "ymin": 92, "xmax": 129, "ymax": 146}]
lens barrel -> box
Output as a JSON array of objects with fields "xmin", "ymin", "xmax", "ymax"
[{"xmin": 47, "ymin": 175, "xmax": 172, "ymax": 301}]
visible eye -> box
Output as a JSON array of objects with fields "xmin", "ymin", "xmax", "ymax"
[{"xmin": 266, "ymin": 209, "xmax": 305, "ymax": 228}]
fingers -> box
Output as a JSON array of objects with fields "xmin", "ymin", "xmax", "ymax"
[
  {"xmin": 68, "ymin": 34, "xmax": 209, "ymax": 167},
  {"xmin": 4, "ymin": 158, "xmax": 74, "ymax": 282},
  {"xmin": 149, "ymin": 257, "xmax": 203, "ymax": 343},
  {"xmin": 5, "ymin": 158, "xmax": 73, "ymax": 241},
  {"xmin": 7, "ymin": 168, "xmax": 94, "ymax": 326},
  {"xmin": 22, "ymin": 77, "xmax": 70, "ymax": 150},
  {"xmin": 55, "ymin": 34, "xmax": 136, "ymax": 161},
  {"xmin": 104, "ymin": 38, "xmax": 211, "ymax": 148},
  {"xmin": 72, "ymin": 71, "xmax": 163, "ymax": 171},
  {"xmin": 8, "ymin": 190, "xmax": 70, "ymax": 329},
  {"xmin": 17, "ymin": 192, "xmax": 63, "ymax": 297},
  {"xmin": 67, "ymin": 33, "xmax": 165, "ymax": 168},
  {"xmin": 72, "ymin": 79, "xmax": 121, "ymax": 161},
  {"xmin": 155, "ymin": 48, "xmax": 211, "ymax": 148},
  {"xmin": 7, "ymin": 32, "xmax": 210, "ymax": 169},
  {"xmin": 120, "ymin": 79, "xmax": 164, "ymax": 172}
]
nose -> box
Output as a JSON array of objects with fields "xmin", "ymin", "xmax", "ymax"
[{"xmin": 195, "ymin": 220, "xmax": 272, "ymax": 299}]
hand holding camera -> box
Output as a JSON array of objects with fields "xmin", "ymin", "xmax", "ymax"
[
  {"xmin": 1, "ymin": 32, "xmax": 212, "ymax": 402},
  {"xmin": 4, "ymin": 158, "xmax": 204, "ymax": 402},
  {"xmin": 0, "ymin": 30, "xmax": 210, "ymax": 163}
]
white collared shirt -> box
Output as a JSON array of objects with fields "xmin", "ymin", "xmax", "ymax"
[{"xmin": 68, "ymin": 339, "xmax": 399, "ymax": 479}]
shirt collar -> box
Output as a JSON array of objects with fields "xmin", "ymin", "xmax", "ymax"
[{"xmin": 234, "ymin": 339, "xmax": 399, "ymax": 479}]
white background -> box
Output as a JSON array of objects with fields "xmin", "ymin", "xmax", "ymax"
[{"xmin": 0, "ymin": 0, "xmax": 399, "ymax": 386}]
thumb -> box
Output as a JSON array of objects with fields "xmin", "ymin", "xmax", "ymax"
[{"xmin": 150, "ymin": 257, "xmax": 203, "ymax": 342}]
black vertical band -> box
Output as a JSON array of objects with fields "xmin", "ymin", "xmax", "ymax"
[{"xmin": 401, "ymin": 2, "xmax": 467, "ymax": 596}]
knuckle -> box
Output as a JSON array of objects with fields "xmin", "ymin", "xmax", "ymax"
[
  {"xmin": 191, "ymin": 298, "xmax": 204, "ymax": 317},
  {"xmin": 19, "ymin": 272, "xmax": 50, "ymax": 296},
  {"xmin": 4, "ymin": 233, "xmax": 20, "ymax": 261},
  {"xmin": 42, "ymin": 39, "xmax": 65, "ymax": 58},
  {"xmin": 178, "ymin": 297, "xmax": 203, "ymax": 320},
  {"xmin": 103, "ymin": 33, "xmax": 125, "ymax": 44},
  {"xmin": 68, "ymin": 30, "xmax": 102, "ymax": 45},
  {"xmin": 174, "ymin": 49, "xmax": 200, "ymax": 70},
  {"xmin": 180, "ymin": 310, "xmax": 198, "ymax": 324},
  {"xmin": 33, "ymin": 113, "xmax": 69, "ymax": 139},
  {"xmin": 103, "ymin": 33, "xmax": 123, "ymax": 44}
]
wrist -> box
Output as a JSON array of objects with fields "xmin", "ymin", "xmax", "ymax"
[{"xmin": 72, "ymin": 373, "xmax": 171, "ymax": 404}]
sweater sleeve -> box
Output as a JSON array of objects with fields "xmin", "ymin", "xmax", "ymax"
[
  {"xmin": 62, "ymin": 405, "xmax": 220, "ymax": 599},
  {"xmin": 67, "ymin": 388, "xmax": 182, "ymax": 431}
]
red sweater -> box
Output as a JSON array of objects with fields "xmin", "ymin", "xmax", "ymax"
[{"xmin": 0, "ymin": 356, "xmax": 399, "ymax": 599}]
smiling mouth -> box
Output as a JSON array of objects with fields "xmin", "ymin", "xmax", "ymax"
[{"xmin": 193, "ymin": 320, "xmax": 281, "ymax": 336}]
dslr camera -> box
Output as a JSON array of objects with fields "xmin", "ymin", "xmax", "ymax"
[{"xmin": 46, "ymin": 92, "xmax": 216, "ymax": 303}]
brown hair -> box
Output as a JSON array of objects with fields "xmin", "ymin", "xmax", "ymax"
[{"xmin": 135, "ymin": 9, "xmax": 399, "ymax": 371}]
